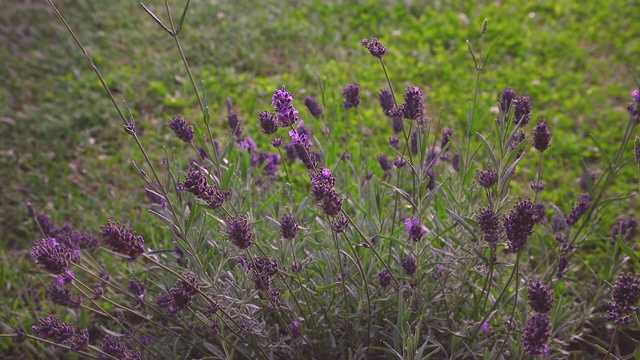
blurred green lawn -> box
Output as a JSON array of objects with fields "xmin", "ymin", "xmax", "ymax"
[{"xmin": 1, "ymin": 0, "xmax": 638, "ymax": 248}]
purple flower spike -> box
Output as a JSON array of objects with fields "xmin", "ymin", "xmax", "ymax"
[
  {"xmin": 405, "ymin": 217, "xmax": 428, "ymax": 242},
  {"xmin": 632, "ymin": 89, "xmax": 640, "ymax": 103}
]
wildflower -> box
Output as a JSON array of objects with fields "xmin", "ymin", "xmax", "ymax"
[
  {"xmin": 310, "ymin": 169, "xmax": 336, "ymax": 201},
  {"xmin": 605, "ymin": 272, "xmax": 640, "ymax": 326},
  {"xmin": 532, "ymin": 119, "xmax": 552, "ymax": 152},
  {"xmin": 393, "ymin": 156, "xmax": 407, "ymax": 168},
  {"xmin": 557, "ymin": 255, "xmax": 568, "ymax": 279},
  {"xmin": 390, "ymin": 115, "xmax": 404, "ymax": 133},
  {"xmin": 440, "ymin": 127, "xmax": 455, "ymax": 150},
  {"xmin": 100, "ymin": 335, "xmax": 141, "ymax": 360},
  {"xmin": 320, "ymin": 188, "xmax": 343, "ymax": 216},
  {"xmin": 207, "ymin": 321, "xmax": 220, "ymax": 337},
  {"xmin": 168, "ymin": 271, "xmax": 200, "ymax": 313},
  {"xmin": 271, "ymin": 136, "xmax": 283, "ymax": 148},
  {"xmin": 290, "ymin": 262, "xmax": 303, "ymax": 273},
  {"xmin": 30, "ymin": 210, "xmax": 57, "ymax": 237},
  {"xmin": 610, "ymin": 216, "xmax": 638, "ymax": 245},
  {"xmin": 513, "ymin": 96, "xmax": 532, "ymax": 125},
  {"xmin": 405, "ymin": 217, "xmax": 428, "ymax": 242},
  {"xmin": 523, "ymin": 313, "xmax": 551, "ymax": 355},
  {"xmin": 304, "ymin": 95, "xmax": 324, "ymax": 118},
  {"xmin": 30, "ymin": 237, "xmax": 73, "ymax": 275},
  {"xmin": 253, "ymin": 152, "xmax": 281, "ymax": 179},
  {"xmin": 167, "ymin": 115, "xmax": 194, "ymax": 143},
  {"xmin": 504, "ymin": 197, "xmax": 538, "ymax": 253},
  {"xmin": 632, "ymin": 89, "xmax": 640, "ymax": 103},
  {"xmin": 181, "ymin": 170, "xmax": 208, "ymax": 197},
  {"xmin": 527, "ymin": 281, "xmax": 554, "ymax": 314},
  {"xmin": 47, "ymin": 284, "xmax": 82, "ymax": 309},
  {"xmin": 13, "ymin": 327, "xmax": 26, "ymax": 343},
  {"xmin": 331, "ymin": 215, "xmax": 349, "ymax": 233},
  {"xmin": 389, "ymin": 136, "xmax": 400, "ymax": 150},
  {"xmin": 289, "ymin": 130, "xmax": 316, "ymax": 169},
  {"xmin": 481, "ymin": 322, "xmax": 493, "ymax": 332},
  {"xmin": 272, "ymin": 86, "xmax": 299, "ymax": 127},
  {"xmin": 378, "ymin": 269, "xmax": 392, "ymax": 288},
  {"xmin": 205, "ymin": 302, "xmax": 219, "ymax": 315},
  {"xmin": 401, "ymin": 256, "xmax": 417, "ymax": 276},
  {"xmin": 225, "ymin": 215, "xmax": 254, "ymax": 249},
  {"xmin": 70, "ymin": 328, "xmax": 89, "ymax": 351},
  {"xmin": 378, "ymin": 88, "xmax": 395, "ymax": 116},
  {"xmin": 226, "ymin": 98, "xmax": 242, "ymax": 136},
  {"xmin": 237, "ymin": 137, "xmax": 257, "ymax": 152},
  {"xmin": 99, "ymin": 221, "xmax": 145, "ymax": 260},
  {"xmin": 477, "ymin": 169, "xmax": 498, "ymax": 188},
  {"xmin": 410, "ymin": 129, "xmax": 420, "ymax": 155},
  {"xmin": 258, "ymin": 110, "xmax": 279, "ymax": 134},
  {"xmin": 288, "ymin": 321, "xmax": 302, "ymax": 337},
  {"xmin": 280, "ymin": 214, "xmax": 299, "ymax": 239},
  {"xmin": 342, "ymin": 83, "xmax": 361, "ymax": 110},
  {"xmin": 530, "ymin": 181, "xmax": 546, "ymax": 192},
  {"xmin": 402, "ymin": 86, "xmax": 424, "ymax": 120},
  {"xmin": 360, "ymin": 37, "xmax": 387, "ymax": 58},
  {"xmin": 127, "ymin": 279, "xmax": 147, "ymax": 300},
  {"xmin": 55, "ymin": 268, "xmax": 75, "ymax": 286},
  {"xmin": 252, "ymin": 257, "xmax": 278, "ymax": 291},
  {"xmin": 510, "ymin": 131, "xmax": 527, "ymax": 157},
  {"xmin": 92, "ymin": 286, "xmax": 103, "ymax": 300},
  {"xmin": 566, "ymin": 193, "xmax": 591, "ymax": 227},
  {"xmin": 499, "ymin": 87, "xmax": 517, "ymax": 114},
  {"xmin": 99, "ymin": 267, "xmax": 110, "ymax": 286},
  {"xmin": 32, "ymin": 315, "xmax": 74, "ymax": 344},
  {"xmin": 477, "ymin": 207, "xmax": 502, "ymax": 249},
  {"xmin": 377, "ymin": 154, "xmax": 393, "ymax": 172}
]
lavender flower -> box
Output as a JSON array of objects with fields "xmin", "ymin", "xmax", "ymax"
[
  {"xmin": 390, "ymin": 115, "xmax": 404, "ymax": 133},
  {"xmin": 167, "ymin": 271, "xmax": 200, "ymax": 313},
  {"xmin": 477, "ymin": 169, "xmax": 498, "ymax": 188},
  {"xmin": 13, "ymin": 327, "xmax": 26, "ymax": 343},
  {"xmin": 226, "ymin": 98, "xmax": 242, "ymax": 136},
  {"xmin": 405, "ymin": 217, "xmax": 428, "ymax": 242},
  {"xmin": 610, "ymin": 216, "xmax": 638, "ymax": 245},
  {"xmin": 401, "ymin": 256, "xmax": 417, "ymax": 276},
  {"xmin": 181, "ymin": 170, "xmax": 208, "ymax": 197},
  {"xmin": 32, "ymin": 315, "xmax": 75, "ymax": 344},
  {"xmin": 70, "ymin": 328, "xmax": 89, "ymax": 351},
  {"xmin": 251, "ymin": 257, "xmax": 278, "ymax": 291},
  {"xmin": 237, "ymin": 137, "xmax": 257, "ymax": 152},
  {"xmin": 499, "ymin": 87, "xmax": 517, "ymax": 114},
  {"xmin": 280, "ymin": 214, "xmax": 299, "ymax": 239},
  {"xmin": 513, "ymin": 96, "xmax": 532, "ymax": 125},
  {"xmin": 510, "ymin": 131, "xmax": 527, "ymax": 157},
  {"xmin": 481, "ymin": 322, "xmax": 493, "ymax": 332},
  {"xmin": 632, "ymin": 89, "xmax": 640, "ymax": 103},
  {"xmin": 402, "ymin": 86, "xmax": 424, "ymax": 120},
  {"xmin": 343, "ymin": 83, "xmax": 361, "ymax": 110},
  {"xmin": 225, "ymin": 215, "xmax": 254, "ymax": 249},
  {"xmin": 523, "ymin": 313, "xmax": 551, "ymax": 355},
  {"xmin": 99, "ymin": 221, "xmax": 145, "ymax": 260},
  {"xmin": 378, "ymin": 269, "xmax": 392, "ymax": 288},
  {"xmin": 289, "ymin": 129, "xmax": 316, "ymax": 169},
  {"xmin": 47, "ymin": 284, "xmax": 82, "ymax": 309},
  {"xmin": 167, "ymin": 115, "xmax": 194, "ymax": 143},
  {"xmin": 30, "ymin": 237, "xmax": 74, "ymax": 275},
  {"xmin": 393, "ymin": 156, "xmax": 407, "ymax": 168},
  {"xmin": 271, "ymin": 136, "xmax": 283, "ymax": 148},
  {"xmin": 331, "ymin": 215, "xmax": 349, "ymax": 233},
  {"xmin": 320, "ymin": 188, "xmax": 343, "ymax": 216},
  {"xmin": 377, "ymin": 154, "xmax": 393, "ymax": 172},
  {"xmin": 360, "ymin": 37, "xmax": 387, "ymax": 58},
  {"xmin": 127, "ymin": 279, "xmax": 147, "ymax": 299},
  {"xmin": 530, "ymin": 181, "xmax": 546, "ymax": 192},
  {"xmin": 605, "ymin": 272, "xmax": 640, "ymax": 325},
  {"xmin": 566, "ymin": 193, "xmax": 591, "ymax": 227},
  {"xmin": 440, "ymin": 127, "xmax": 455, "ymax": 150},
  {"xmin": 288, "ymin": 321, "xmax": 302, "ymax": 337},
  {"xmin": 504, "ymin": 197, "xmax": 538, "ymax": 253},
  {"xmin": 532, "ymin": 119, "xmax": 552, "ymax": 152},
  {"xmin": 634, "ymin": 136, "xmax": 640, "ymax": 163},
  {"xmin": 272, "ymin": 86, "xmax": 299, "ymax": 127},
  {"xmin": 477, "ymin": 207, "xmax": 502, "ymax": 249},
  {"xmin": 100, "ymin": 335, "xmax": 141, "ymax": 360},
  {"xmin": 527, "ymin": 281, "xmax": 554, "ymax": 314},
  {"xmin": 378, "ymin": 88, "xmax": 395, "ymax": 116},
  {"xmin": 310, "ymin": 169, "xmax": 336, "ymax": 201},
  {"xmin": 304, "ymin": 95, "xmax": 324, "ymax": 118},
  {"xmin": 259, "ymin": 111, "xmax": 279, "ymax": 134},
  {"xmin": 557, "ymin": 255, "xmax": 568, "ymax": 279},
  {"xmin": 389, "ymin": 136, "xmax": 400, "ymax": 150},
  {"xmin": 451, "ymin": 153, "xmax": 460, "ymax": 172}
]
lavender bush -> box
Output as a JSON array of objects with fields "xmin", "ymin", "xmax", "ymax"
[{"xmin": 6, "ymin": 2, "xmax": 640, "ymax": 359}]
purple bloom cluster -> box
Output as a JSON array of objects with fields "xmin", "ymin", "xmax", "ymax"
[
  {"xmin": 378, "ymin": 88, "xmax": 395, "ymax": 117},
  {"xmin": 342, "ymin": 83, "xmax": 361, "ymax": 110},
  {"xmin": 47, "ymin": 284, "xmax": 82, "ymax": 309},
  {"xmin": 311, "ymin": 169, "xmax": 343, "ymax": 217},
  {"xmin": 127, "ymin": 278, "xmax": 147, "ymax": 305},
  {"xmin": 378, "ymin": 269, "xmax": 392, "ymax": 288},
  {"xmin": 331, "ymin": 214, "xmax": 349, "ymax": 233},
  {"xmin": 30, "ymin": 237, "xmax": 76, "ymax": 275},
  {"xmin": 440, "ymin": 127, "xmax": 455, "ymax": 150},
  {"xmin": 31, "ymin": 315, "xmax": 75, "ymax": 345},
  {"xmin": 251, "ymin": 257, "xmax": 279, "ymax": 291},
  {"xmin": 566, "ymin": 193, "xmax": 591, "ymax": 227},
  {"xmin": 527, "ymin": 281, "xmax": 554, "ymax": 314},
  {"xmin": 513, "ymin": 96, "xmax": 532, "ymax": 125},
  {"xmin": 401, "ymin": 86, "xmax": 424, "ymax": 120},
  {"xmin": 180, "ymin": 169, "xmax": 231, "ymax": 209},
  {"xmin": 99, "ymin": 221, "xmax": 145, "ymax": 260},
  {"xmin": 252, "ymin": 152, "xmax": 281, "ymax": 179},
  {"xmin": 401, "ymin": 256, "xmax": 417, "ymax": 276},
  {"xmin": 360, "ymin": 37, "xmax": 387, "ymax": 58},
  {"xmin": 272, "ymin": 86, "xmax": 298, "ymax": 127},
  {"xmin": 504, "ymin": 198, "xmax": 538, "ymax": 252},
  {"xmin": 280, "ymin": 214, "xmax": 299, "ymax": 240},
  {"xmin": 605, "ymin": 272, "xmax": 640, "ymax": 325},
  {"xmin": 13, "ymin": 327, "xmax": 26, "ymax": 343},
  {"xmin": 304, "ymin": 95, "xmax": 324, "ymax": 118},
  {"xmin": 557, "ymin": 254, "xmax": 569, "ymax": 279},
  {"xmin": 499, "ymin": 87, "xmax": 517, "ymax": 115},
  {"xmin": 532, "ymin": 119, "xmax": 552, "ymax": 152},
  {"xmin": 167, "ymin": 115, "xmax": 194, "ymax": 143},
  {"xmin": 610, "ymin": 216, "xmax": 638, "ymax": 245},
  {"xmin": 225, "ymin": 215, "xmax": 254, "ymax": 249},
  {"xmin": 477, "ymin": 207, "xmax": 502, "ymax": 249},
  {"xmin": 377, "ymin": 154, "xmax": 393, "ymax": 174},
  {"xmin": 226, "ymin": 98, "xmax": 242, "ymax": 137},
  {"xmin": 510, "ymin": 131, "xmax": 527, "ymax": 157},
  {"xmin": 157, "ymin": 271, "xmax": 200, "ymax": 314},
  {"xmin": 70, "ymin": 329, "xmax": 89, "ymax": 351},
  {"xmin": 477, "ymin": 169, "xmax": 498, "ymax": 188},
  {"xmin": 523, "ymin": 313, "xmax": 551, "ymax": 355},
  {"xmin": 259, "ymin": 110, "xmax": 278, "ymax": 134},
  {"xmin": 405, "ymin": 217, "xmax": 428, "ymax": 242},
  {"xmin": 100, "ymin": 334, "xmax": 141, "ymax": 360}
]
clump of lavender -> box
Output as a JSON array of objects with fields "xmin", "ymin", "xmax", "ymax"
[
  {"xmin": 100, "ymin": 334, "xmax": 141, "ymax": 360},
  {"xmin": 331, "ymin": 215, "xmax": 349, "ymax": 233},
  {"xmin": 47, "ymin": 284, "xmax": 82, "ymax": 309},
  {"xmin": 401, "ymin": 256, "xmax": 417, "ymax": 276},
  {"xmin": 251, "ymin": 257, "xmax": 278, "ymax": 291},
  {"xmin": 280, "ymin": 214, "xmax": 299, "ymax": 240},
  {"xmin": 477, "ymin": 207, "xmax": 502, "ymax": 249},
  {"xmin": 167, "ymin": 115, "xmax": 194, "ymax": 143},
  {"xmin": 272, "ymin": 86, "xmax": 298, "ymax": 127},
  {"xmin": 610, "ymin": 216, "xmax": 638, "ymax": 245},
  {"xmin": 99, "ymin": 221, "xmax": 145, "ymax": 260},
  {"xmin": 477, "ymin": 169, "xmax": 498, "ymax": 188},
  {"xmin": 527, "ymin": 281, "xmax": 554, "ymax": 314},
  {"xmin": 513, "ymin": 96, "xmax": 532, "ymax": 125},
  {"xmin": 378, "ymin": 269, "xmax": 392, "ymax": 288},
  {"xmin": 259, "ymin": 110, "xmax": 278, "ymax": 134},
  {"xmin": 360, "ymin": 37, "xmax": 387, "ymax": 58},
  {"xmin": 405, "ymin": 217, "xmax": 428, "ymax": 242},
  {"xmin": 289, "ymin": 129, "xmax": 317, "ymax": 170},
  {"xmin": 499, "ymin": 87, "xmax": 517, "ymax": 115},
  {"xmin": 304, "ymin": 95, "xmax": 324, "ymax": 118},
  {"xmin": 523, "ymin": 313, "xmax": 551, "ymax": 355},
  {"xmin": 225, "ymin": 215, "xmax": 254, "ymax": 250},
  {"xmin": 566, "ymin": 193, "xmax": 591, "ymax": 227},
  {"xmin": 31, "ymin": 315, "xmax": 75, "ymax": 345},
  {"xmin": 504, "ymin": 197, "xmax": 538, "ymax": 252},
  {"xmin": 70, "ymin": 329, "xmax": 89, "ymax": 352},
  {"xmin": 532, "ymin": 119, "xmax": 552, "ymax": 152},
  {"xmin": 605, "ymin": 272, "xmax": 640, "ymax": 325},
  {"xmin": 30, "ymin": 238, "xmax": 75, "ymax": 275},
  {"xmin": 342, "ymin": 83, "xmax": 361, "ymax": 110},
  {"xmin": 401, "ymin": 86, "xmax": 424, "ymax": 120},
  {"xmin": 378, "ymin": 88, "xmax": 395, "ymax": 117}
]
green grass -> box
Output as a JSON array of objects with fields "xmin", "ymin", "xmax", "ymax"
[{"xmin": 1, "ymin": 0, "xmax": 639, "ymax": 356}]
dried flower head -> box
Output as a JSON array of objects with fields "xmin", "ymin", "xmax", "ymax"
[
  {"xmin": 99, "ymin": 221, "xmax": 145, "ymax": 260},
  {"xmin": 402, "ymin": 86, "xmax": 424, "ymax": 120},
  {"xmin": 513, "ymin": 96, "xmax": 532, "ymax": 125},
  {"xmin": 343, "ymin": 83, "xmax": 361, "ymax": 110},
  {"xmin": 477, "ymin": 169, "xmax": 498, "ymax": 188},
  {"xmin": 167, "ymin": 115, "xmax": 194, "ymax": 143},
  {"xmin": 532, "ymin": 119, "xmax": 552, "ymax": 152},
  {"xmin": 280, "ymin": 214, "xmax": 299, "ymax": 240},
  {"xmin": 504, "ymin": 197, "xmax": 539, "ymax": 252},
  {"xmin": 405, "ymin": 217, "xmax": 428, "ymax": 242},
  {"xmin": 523, "ymin": 313, "xmax": 551, "ymax": 355},
  {"xmin": 304, "ymin": 95, "xmax": 324, "ymax": 118},
  {"xmin": 360, "ymin": 37, "xmax": 387, "ymax": 58},
  {"xmin": 605, "ymin": 272, "xmax": 640, "ymax": 326},
  {"xmin": 225, "ymin": 215, "xmax": 254, "ymax": 249},
  {"xmin": 527, "ymin": 281, "xmax": 554, "ymax": 313},
  {"xmin": 32, "ymin": 315, "xmax": 75, "ymax": 344}
]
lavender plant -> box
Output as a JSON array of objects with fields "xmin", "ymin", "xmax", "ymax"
[{"xmin": 5, "ymin": 2, "xmax": 640, "ymax": 359}]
